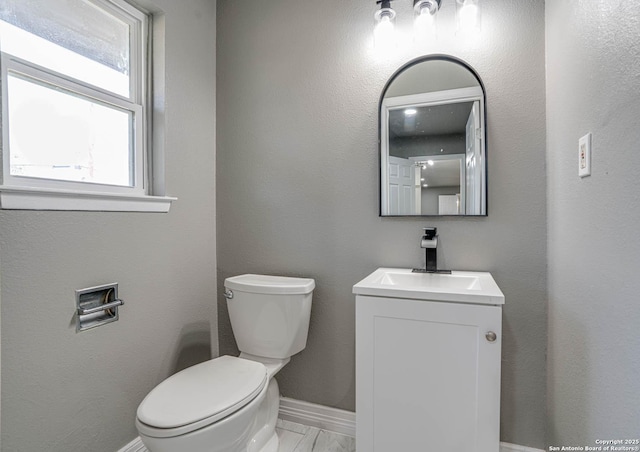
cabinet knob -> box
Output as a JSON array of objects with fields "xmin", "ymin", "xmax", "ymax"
[{"xmin": 485, "ymin": 331, "xmax": 497, "ymax": 342}]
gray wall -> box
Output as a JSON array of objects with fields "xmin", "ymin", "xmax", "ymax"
[
  {"xmin": 217, "ymin": 0, "xmax": 546, "ymax": 448},
  {"xmin": 0, "ymin": 1, "xmax": 217, "ymax": 450},
  {"xmin": 546, "ymin": 0, "xmax": 640, "ymax": 446}
]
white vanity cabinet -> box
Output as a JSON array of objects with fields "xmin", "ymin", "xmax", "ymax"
[{"xmin": 353, "ymin": 268, "xmax": 505, "ymax": 452}]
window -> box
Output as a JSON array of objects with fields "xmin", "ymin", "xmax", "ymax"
[{"xmin": 0, "ymin": 0, "xmax": 174, "ymax": 211}]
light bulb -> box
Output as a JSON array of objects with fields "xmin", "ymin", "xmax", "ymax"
[
  {"xmin": 404, "ymin": 108, "xmax": 417, "ymax": 116},
  {"xmin": 374, "ymin": 7, "xmax": 397, "ymax": 51},
  {"xmin": 413, "ymin": 0, "xmax": 439, "ymax": 42},
  {"xmin": 456, "ymin": 0, "xmax": 480, "ymax": 35},
  {"xmin": 414, "ymin": 10, "xmax": 436, "ymax": 42},
  {"xmin": 460, "ymin": 4, "xmax": 478, "ymax": 29}
]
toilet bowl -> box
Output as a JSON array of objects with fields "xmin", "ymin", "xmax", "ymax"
[{"xmin": 135, "ymin": 274, "xmax": 315, "ymax": 452}]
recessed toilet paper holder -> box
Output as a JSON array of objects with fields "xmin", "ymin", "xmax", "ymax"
[{"xmin": 76, "ymin": 283, "xmax": 124, "ymax": 332}]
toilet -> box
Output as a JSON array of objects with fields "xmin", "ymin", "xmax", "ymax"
[{"xmin": 135, "ymin": 274, "xmax": 315, "ymax": 452}]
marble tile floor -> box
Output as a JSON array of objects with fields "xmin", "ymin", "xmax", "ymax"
[{"xmin": 276, "ymin": 419, "xmax": 356, "ymax": 452}]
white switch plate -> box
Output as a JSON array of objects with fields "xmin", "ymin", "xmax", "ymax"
[{"xmin": 579, "ymin": 133, "xmax": 591, "ymax": 177}]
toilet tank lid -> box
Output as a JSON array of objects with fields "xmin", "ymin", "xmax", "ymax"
[{"xmin": 225, "ymin": 274, "xmax": 315, "ymax": 295}]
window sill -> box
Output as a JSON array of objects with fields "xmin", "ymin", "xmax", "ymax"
[{"xmin": 0, "ymin": 185, "xmax": 176, "ymax": 212}]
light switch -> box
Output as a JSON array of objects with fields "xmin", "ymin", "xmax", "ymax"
[{"xmin": 579, "ymin": 133, "xmax": 591, "ymax": 177}]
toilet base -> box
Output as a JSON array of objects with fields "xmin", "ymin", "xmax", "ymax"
[
  {"xmin": 247, "ymin": 377, "xmax": 280, "ymax": 452},
  {"xmin": 259, "ymin": 432, "xmax": 279, "ymax": 452},
  {"xmin": 139, "ymin": 377, "xmax": 281, "ymax": 452}
]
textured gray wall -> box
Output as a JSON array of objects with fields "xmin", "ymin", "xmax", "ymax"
[
  {"xmin": 0, "ymin": 1, "xmax": 217, "ymax": 450},
  {"xmin": 546, "ymin": 0, "xmax": 640, "ymax": 446},
  {"xmin": 217, "ymin": 0, "xmax": 546, "ymax": 447}
]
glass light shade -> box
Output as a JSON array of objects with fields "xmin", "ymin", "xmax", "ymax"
[
  {"xmin": 414, "ymin": 6, "xmax": 437, "ymax": 42},
  {"xmin": 456, "ymin": 0, "xmax": 480, "ymax": 35},
  {"xmin": 414, "ymin": 0, "xmax": 439, "ymax": 15},
  {"xmin": 374, "ymin": 7, "xmax": 397, "ymax": 50}
]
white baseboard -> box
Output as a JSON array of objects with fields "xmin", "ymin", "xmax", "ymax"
[
  {"xmin": 117, "ymin": 398, "xmax": 545, "ymax": 452},
  {"xmin": 278, "ymin": 397, "xmax": 356, "ymax": 437}
]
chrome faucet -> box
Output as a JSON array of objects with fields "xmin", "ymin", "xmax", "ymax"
[{"xmin": 413, "ymin": 227, "xmax": 451, "ymax": 274}]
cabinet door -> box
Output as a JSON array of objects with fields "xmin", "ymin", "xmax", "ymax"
[{"xmin": 356, "ymin": 295, "xmax": 501, "ymax": 452}]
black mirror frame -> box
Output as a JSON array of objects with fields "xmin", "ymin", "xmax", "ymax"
[{"xmin": 378, "ymin": 54, "xmax": 488, "ymax": 217}]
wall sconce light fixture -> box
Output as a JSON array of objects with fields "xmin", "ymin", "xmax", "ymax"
[{"xmin": 374, "ymin": 0, "xmax": 480, "ymax": 47}]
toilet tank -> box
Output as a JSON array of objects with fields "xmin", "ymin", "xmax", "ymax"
[{"xmin": 224, "ymin": 274, "xmax": 315, "ymax": 359}]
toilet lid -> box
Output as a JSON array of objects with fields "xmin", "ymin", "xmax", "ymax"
[{"xmin": 137, "ymin": 355, "xmax": 267, "ymax": 431}]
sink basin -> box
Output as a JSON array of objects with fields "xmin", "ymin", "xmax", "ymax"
[
  {"xmin": 379, "ymin": 272, "xmax": 481, "ymax": 291},
  {"xmin": 353, "ymin": 268, "xmax": 504, "ymax": 305}
]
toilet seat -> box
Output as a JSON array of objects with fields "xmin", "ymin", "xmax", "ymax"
[{"xmin": 136, "ymin": 355, "xmax": 267, "ymax": 438}]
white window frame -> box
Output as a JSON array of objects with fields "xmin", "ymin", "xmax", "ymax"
[{"xmin": 0, "ymin": 0, "xmax": 175, "ymax": 212}]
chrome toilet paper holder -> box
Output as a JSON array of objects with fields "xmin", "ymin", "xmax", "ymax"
[{"xmin": 76, "ymin": 283, "xmax": 124, "ymax": 332}]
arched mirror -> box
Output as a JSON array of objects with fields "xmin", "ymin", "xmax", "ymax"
[{"xmin": 379, "ymin": 55, "xmax": 487, "ymax": 216}]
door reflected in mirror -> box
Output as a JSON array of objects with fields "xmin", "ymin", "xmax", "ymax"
[{"xmin": 380, "ymin": 56, "xmax": 486, "ymax": 216}]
